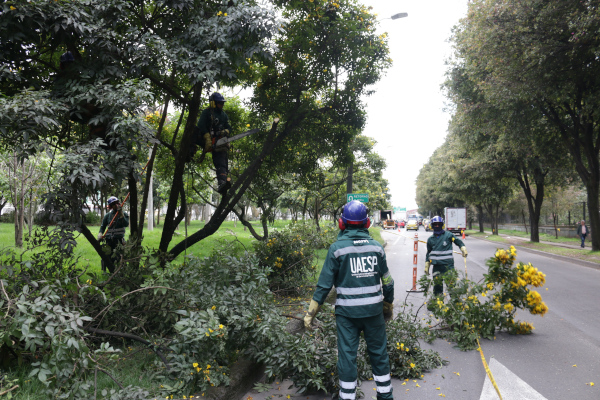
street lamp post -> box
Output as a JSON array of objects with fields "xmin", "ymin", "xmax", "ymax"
[{"xmin": 391, "ymin": 12, "xmax": 408, "ymax": 20}]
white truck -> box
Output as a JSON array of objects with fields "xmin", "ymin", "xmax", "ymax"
[{"xmin": 444, "ymin": 207, "xmax": 467, "ymax": 234}]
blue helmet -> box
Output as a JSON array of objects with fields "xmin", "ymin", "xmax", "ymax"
[
  {"xmin": 210, "ymin": 92, "xmax": 226, "ymax": 103},
  {"xmin": 107, "ymin": 196, "xmax": 119, "ymax": 206},
  {"xmin": 339, "ymin": 200, "xmax": 370, "ymax": 229},
  {"xmin": 431, "ymin": 216, "xmax": 444, "ymax": 225},
  {"xmin": 60, "ymin": 51, "xmax": 74, "ymax": 63}
]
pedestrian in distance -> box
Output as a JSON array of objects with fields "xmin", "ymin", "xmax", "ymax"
[
  {"xmin": 193, "ymin": 92, "xmax": 233, "ymax": 194},
  {"xmin": 97, "ymin": 196, "xmax": 129, "ymax": 273},
  {"xmin": 304, "ymin": 200, "xmax": 395, "ymax": 400},
  {"xmin": 424, "ymin": 216, "xmax": 468, "ymax": 299},
  {"xmin": 577, "ymin": 220, "xmax": 588, "ymax": 248}
]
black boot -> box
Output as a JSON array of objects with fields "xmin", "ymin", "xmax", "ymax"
[{"xmin": 217, "ymin": 179, "xmax": 231, "ymax": 194}]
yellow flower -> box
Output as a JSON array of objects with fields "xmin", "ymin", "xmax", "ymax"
[
  {"xmin": 211, "ymin": 305, "xmax": 216, "ymax": 310},
  {"xmin": 410, "ymin": 363, "xmax": 415, "ymax": 368},
  {"xmin": 219, "ymin": 324, "xmax": 224, "ymax": 329},
  {"xmin": 193, "ymin": 363, "xmax": 199, "ymax": 368}
]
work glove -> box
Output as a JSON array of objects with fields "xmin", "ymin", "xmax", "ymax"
[
  {"xmin": 220, "ymin": 129, "xmax": 230, "ymax": 136},
  {"xmin": 461, "ymin": 246, "xmax": 468, "ymax": 257},
  {"xmin": 383, "ymin": 301, "xmax": 393, "ymax": 322},
  {"xmin": 97, "ymin": 233, "xmax": 103, "ymax": 241},
  {"xmin": 425, "ymin": 261, "xmax": 430, "ymax": 276},
  {"xmin": 203, "ymin": 132, "xmax": 212, "ymax": 152},
  {"xmin": 304, "ymin": 299, "xmax": 321, "ymax": 330}
]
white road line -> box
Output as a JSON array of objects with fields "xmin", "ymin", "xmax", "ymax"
[
  {"xmin": 394, "ymin": 237, "xmax": 400, "ymax": 245},
  {"xmin": 479, "ymin": 358, "xmax": 547, "ymax": 400}
]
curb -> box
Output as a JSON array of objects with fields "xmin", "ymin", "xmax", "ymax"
[{"xmin": 469, "ymin": 236, "xmax": 600, "ymax": 271}]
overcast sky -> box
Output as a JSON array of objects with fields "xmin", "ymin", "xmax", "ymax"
[{"xmin": 360, "ymin": 0, "xmax": 469, "ymax": 210}]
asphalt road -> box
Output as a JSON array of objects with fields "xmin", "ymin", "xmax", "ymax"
[{"xmin": 242, "ymin": 228, "xmax": 600, "ymax": 400}]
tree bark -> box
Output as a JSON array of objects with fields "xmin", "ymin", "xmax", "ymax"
[
  {"xmin": 514, "ymin": 166, "xmax": 545, "ymax": 243},
  {"xmin": 477, "ymin": 204, "xmax": 484, "ymax": 233},
  {"xmin": 160, "ymin": 83, "xmax": 202, "ymax": 252},
  {"xmin": 167, "ymin": 118, "xmax": 283, "ymax": 258},
  {"xmin": 522, "ymin": 209, "xmax": 528, "ymax": 234}
]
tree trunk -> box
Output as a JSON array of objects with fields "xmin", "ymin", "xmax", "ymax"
[
  {"xmin": 586, "ymin": 183, "xmax": 600, "ymax": 251},
  {"xmin": 160, "ymin": 82, "xmax": 202, "ymax": 252},
  {"xmin": 14, "ymin": 159, "xmax": 26, "ymax": 248},
  {"xmin": 128, "ymin": 171, "xmax": 139, "ymax": 240},
  {"xmin": 477, "ymin": 204, "xmax": 484, "ymax": 233},
  {"xmin": 514, "ymin": 166, "xmax": 546, "ymax": 243},
  {"xmin": 302, "ymin": 194, "xmax": 308, "ymax": 220},
  {"xmin": 522, "ymin": 209, "xmax": 528, "ymax": 234},
  {"xmin": 27, "ymin": 190, "xmax": 34, "ymax": 236},
  {"xmin": 313, "ymin": 197, "xmax": 320, "ymax": 231}
]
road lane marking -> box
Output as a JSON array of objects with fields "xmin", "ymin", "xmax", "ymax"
[{"xmin": 480, "ymin": 358, "xmax": 547, "ymax": 400}]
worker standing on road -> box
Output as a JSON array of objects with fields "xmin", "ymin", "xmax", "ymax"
[
  {"xmin": 304, "ymin": 200, "xmax": 395, "ymax": 400},
  {"xmin": 97, "ymin": 196, "xmax": 129, "ymax": 273},
  {"xmin": 193, "ymin": 92, "xmax": 232, "ymax": 194},
  {"xmin": 425, "ymin": 216, "xmax": 467, "ymax": 297}
]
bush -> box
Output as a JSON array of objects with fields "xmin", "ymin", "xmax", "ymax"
[
  {"xmin": 33, "ymin": 210, "xmax": 53, "ymax": 225},
  {"xmin": 0, "ymin": 210, "xmax": 15, "ymax": 223},
  {"xmin": 0, "ymin": 226, "xmax": 444, "ymax": 399},
  {"xmin": 420, "ymin": 245, "xmax": 547, "ymax": 350},
  {"xmin": 85, "ymin": 211, "xmax": 101, "ymax": 224},
  {"xmin": 254, "ymin": 222, "xmax": 319, "ymax": 293}
]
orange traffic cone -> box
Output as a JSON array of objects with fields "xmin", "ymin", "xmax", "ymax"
[{"xmin": 462, "ymin": 230, "xmax": 465, "ymax": 239}]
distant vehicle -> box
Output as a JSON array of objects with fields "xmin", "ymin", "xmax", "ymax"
[
  {"xmin": 406, "ymin": 218, "xmax": 419, "ymax": 231},
  {"xmin": 444, "ymin": 207, "xmax": 467, "ymax": 234},
  {"xmin": 399, "ymin": 221, "xmax": 406, "ymax": 228},
  {"xmin": 422, "ymin": 218, "xmax": 431, "ymax": 231},
  {"xmin": 380, "ymin": 210, "xmax": 395, "ymax": 229}
]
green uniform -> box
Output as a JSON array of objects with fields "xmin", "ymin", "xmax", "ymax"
[
  {"xmin": 426, "ymin": 230, "xmax": 465, "ymax": 295},
  {"xmin": 99, "ymin": 210, "xmax": 129, "ymax": 273},
  {"xmin": 196, "ymin": 107, "xmax": 232, "ymax": 187},
  {"xmin": 100, "ymin": 210, "xmax": 129, "ymax": 239},
  {"xmin": 313, "ymin": 228, "xmax": 394, "ymax": 400}
]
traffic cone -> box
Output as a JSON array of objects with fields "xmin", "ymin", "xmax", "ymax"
[{"xmin": 462, "ymin": 230, "xmax": 465, "ymax": 240}]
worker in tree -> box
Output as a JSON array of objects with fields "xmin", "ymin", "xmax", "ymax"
[
  {"xmin": 194, "ymin": 92, "xmax": 232, "ymax": 194},
  {"xmin": 425, "ymin": 215, "xmax": 467, "ymax": 298},
  {"xmin": 97, "ymin": 196, "xmax": 129, "ymax": 273},
  {"xmin": 304, "ymin": 200, "xmax": 395, "ymax": 400}
]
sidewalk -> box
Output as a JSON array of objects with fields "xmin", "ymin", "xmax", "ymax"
[
  {"xmin": 474, "ymin": 230, "xmax": 600, "ymax": 271},
  {"xmin": 480, "ymin": 230, "xmax": 587, "ymax": 250}
]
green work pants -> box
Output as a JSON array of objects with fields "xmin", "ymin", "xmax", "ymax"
[
  {"xmin": 432, "ymin": 264, "xmax": 455, "ymax": 296},
  {"xmin": 336, "ymin": 313, "xmax": 393, "ymax": 400}
]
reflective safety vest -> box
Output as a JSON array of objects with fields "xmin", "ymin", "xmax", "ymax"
[
  {"xmin": 99, "ymin": 210, "xmax": 129, "ymax": 239},
  {"xmin": 313, "ymin": 228, "xmax": 394, "ymax": 319},
  {"xmin": 426, "ymin": 230, "xmax": 465, "ymax": 267}
]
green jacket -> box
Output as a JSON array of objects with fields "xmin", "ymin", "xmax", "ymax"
[
  {"xmin": 99, "ymin": 210, "xmax": 129, "ymax": 239},
  {"xmin": 426, "ymin": 230, "xmax": 465, "ymax": 267},
  {"xmin": 197, "ymin": 107, "xmax": 231, "ymax": 137},
  {"xmin": 313, "ymin": 228, "xmax": 394, "ymax": 318}
]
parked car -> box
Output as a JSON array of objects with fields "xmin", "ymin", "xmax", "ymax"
[
  {"xmin": 406, "ymin": 218, "xmax": 419, "ymax": 230},
  {"xmin": 399, "ymin": 220, "xmax": 406, "ymax": 228}
]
